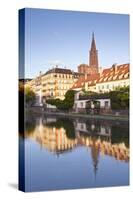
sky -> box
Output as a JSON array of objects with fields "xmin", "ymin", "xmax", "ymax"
[{"xmin": 23, "ymin": 8, "xmax": 129, "ymax": 78}]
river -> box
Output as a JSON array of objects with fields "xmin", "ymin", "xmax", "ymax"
[{"xmin": 19, "ymin": 113, "xmax": 129, "ymax": 192}]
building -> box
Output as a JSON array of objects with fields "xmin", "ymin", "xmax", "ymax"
[
  {"xmin": 41, "ymin": 67, "xmax": 80, "ymax": 100},
  {"xmin": 71, "ymin": 73, "xmax": 100, "ymax": 92},
  {"xmin": 74, "ymin": 32, "xmax": 129, "ymax": 93},
  {"xmin": 25, "ymin": 67, "xmax": 81, "ymax": 105},
  {"xmin": 73, "ymin": 91, "xmax": 111, "ymax": 113},
  {"xmin": 89, "ymin": 32, "xmax": 99, "ymax": 70},
  {"xmin": 72, "ymin": 63, "xmax": 129, "ymax": 93},
  {"xmin": 78, "ymin": 32, "xmax": 99, "ymax": 75},
  {"xmin": 96, "ymin": 63, "xmax": 129, "ymax": 93},
  {"xmin": 25, "ymin": 72, "xmax": 43, "ymax": 106},
  {"xmin": 25, "ymin": 32, "xmax": 129, "ymax": 105}
]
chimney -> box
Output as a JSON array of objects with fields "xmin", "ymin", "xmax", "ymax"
[
  {"xmin": 39, "ymin": 71, "xmax": 42, "ymax": 76},
  {"xmin": 112, "ymin": 63, "xmax": 117, "ymax": 73}
]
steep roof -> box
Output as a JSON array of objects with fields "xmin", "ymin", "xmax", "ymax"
[
  {"xmin": 71, "ymin": 73, "xmax": 100, "ymax": 89},
  {"xmin": 97, "ymin": 63, "xmax": 129, "ymax": 84},
  {"xmin": 71, "ymin": 63, "xmax": 129, "ymax": 89}
]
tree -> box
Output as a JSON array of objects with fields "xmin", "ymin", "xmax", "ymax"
[
  {"xmin": 63, "ymin": 90, "xmax": 75, "ymax": 110},
  {"xmin": 109, "ymin": 86, "xmax": 129, "ymax": 109},
  {"xmin": 25, "ymin": 87, "xmax": 36, "ymax": 106},
  {"xmin": 46, "ymin": 90, "xmax": 75, "ymax": 111}
]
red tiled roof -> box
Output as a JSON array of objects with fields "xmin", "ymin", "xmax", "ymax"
[
  {"xmin": 71, "ymin": 73, "xmax": 100, "ymax": 89},
  {"xmin": 71, "ymin": 76, "xmax": 85, "ymax": 89},
  {"xmin": 97, "ymin": 63, "xmax": 129, "ymax": 83},
  {"xmin": 71, "ymin": 63, "xmax": 129, "ymax": 89}
]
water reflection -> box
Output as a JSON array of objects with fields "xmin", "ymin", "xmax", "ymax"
[
  {"xmin": 20, "ymin": 114, "xmax": 129, "ymax": 191},
  {"xmin": 23, "ymin": 114, "xmax": 129, "ymax": 162}
]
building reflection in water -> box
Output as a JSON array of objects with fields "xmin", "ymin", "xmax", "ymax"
[{"xmin": 22, "ymin": 115, "xmax": 129, "ymax": 176}]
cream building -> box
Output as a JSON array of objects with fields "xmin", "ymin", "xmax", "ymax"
[
  {"xmin": 41, "ymin": 67, "xmax": 80, "ymax": 100},
  {"xmin": 25, "ymin": 72, "xmax": 43, "ymax": 106},
  {"xmin": 25, "ymin": 67, "xmax": 80, "ymax": 105}
]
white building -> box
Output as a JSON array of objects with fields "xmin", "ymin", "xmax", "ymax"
[{"xmin": 73, "ymin": 91, "xmax": 111, "ymax": 113}]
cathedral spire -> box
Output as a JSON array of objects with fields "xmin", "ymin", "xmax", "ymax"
[
  {"xmin": 91, "ymin": 32, "xmax": 96, "ymax": 51},
  {"xmin": 89, "ymin": 32, "xmax": 99, "ymax": 71}
]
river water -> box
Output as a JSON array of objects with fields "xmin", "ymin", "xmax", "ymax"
[{"xmin": 19, "ymin": 113, "xmax": 129, "ymax": 192}]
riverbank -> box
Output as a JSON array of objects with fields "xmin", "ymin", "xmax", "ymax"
[
  {"xmin": 27, "ymin": 107, "xmax": 129, "ymax": 122},
  {"xmin": 44, "ymin": 112, "xmax": 129, "ymax": 122}
]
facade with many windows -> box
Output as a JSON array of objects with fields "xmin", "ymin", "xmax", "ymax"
[
  {"xmin": 25, "ymin": 67, "xmax": 80, "ymax": 105},
  {"xmin": 41, "ymin": 68, "xmax": 80, "ymax": 100}
]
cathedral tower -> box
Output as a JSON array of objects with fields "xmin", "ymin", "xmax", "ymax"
[
  {"xmin": 89, "ymin": 32, "xmax": 99, "ymax": 73},
  {"xmin": 78, "ymin": 32, "xmax": 99, "ymax": 75}
]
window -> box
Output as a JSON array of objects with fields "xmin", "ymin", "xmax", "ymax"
[
  {"xmin": 104, "ymin": 77, "xmax": 108, "ymax": 81},
  {"xmin": 108, "ymin": 76, "xmax": 113, "ymax": 81},
  {"xmin": 107, "ymin": 84, "xmax": 109, "ymax": 89},
  {"xmin": 80, "ymin": 102, "xmax": 84, "ymax": 108},
  {"xmin": 81, "ymin": 124, "xmax": 84, "ymax": 129},
  {"xmin": 105, "ymin": 101, "xmax": 109, "ymax": 108},
  {"xmin": 124, "ymin": 73, "xmax": 129, "ymax": 78}
]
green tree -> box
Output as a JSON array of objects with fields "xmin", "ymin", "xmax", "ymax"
[
  {"xmin": 63, "ymin": 90, "xmax": 75, "ymax": 110},
  {"xmin": 46, "ymin": 90, "xmax": 75, "ymax": 111},
  {"xmin": 25, "ymin": 87, "xmax": 36, "ymax": 106},
  {"xmin": 109, "ymin": 86, "xmax": 129, "ymax": 109}
]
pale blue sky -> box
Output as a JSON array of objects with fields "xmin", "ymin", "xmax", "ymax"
[{"xmin": 24, "ymin": 8, "xmax": 129, "ymax": 78}]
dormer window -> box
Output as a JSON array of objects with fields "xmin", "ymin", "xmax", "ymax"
[
  {"xmin": 108, "ymin": 76, "xmax": 113, "ymax": 81},
  {"xmin": 124, "ymin": 73, "xmax": 129, "ymax": 78},
  {"xmin": 104, "ymin": 77, "xmax": 108, "ymax": 81},
  {"xmin": 119, "ymin": 73, "xmax": 124, "ymax": 79},
  {"xmin": 113, "ymin": 75, "xmax": 117, "ymax": 80}
]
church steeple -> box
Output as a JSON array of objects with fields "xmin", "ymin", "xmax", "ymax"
[
  {"xmin": 91, "ymin": 32, "xmax": 96, "ymax": 51},
  {"xmin": 89, "ymin": 32, "xmax": 99, "ymax": 72}
]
